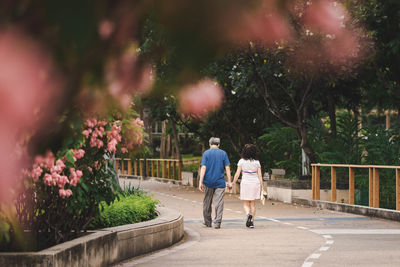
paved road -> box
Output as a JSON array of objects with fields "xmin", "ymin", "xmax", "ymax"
[{"xmin": 116, "ymin": 178, "xmax": 400, "ymax": 267}]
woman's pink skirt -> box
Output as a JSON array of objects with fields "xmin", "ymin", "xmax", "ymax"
[{"xmin": 240, "ymin": 181, "xmax": 261, "ymax": 200}]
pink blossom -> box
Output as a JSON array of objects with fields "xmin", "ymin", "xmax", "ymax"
[
  {"xmin": 121, "ymin": 147, "xmax": 128, "ymax": 153},
  {"xmin": 65, "ymin": 189, "xmax": 72, "ymax": 197},
  {"xmin": 86, "ymin": 118, "xmax": 97, "ymax": 128},
  {"xmin": 179, "ymin": 79, "xmax": 224, "ymax": 117},
  {"xmin": 57, "ymin": 175, "xmax": 69, "ymax": 189},
  {"xmin": 107, "ymin": 138, "xmax": 118, "ymax": 152},
  {"xmin": 31, "ymin": 166, "xmax": 43, "ymax": 182},
  {"xmin": 59, "ymin": 189, "xmax": 67, "ymax": 198},
  {"xmin": 56, "ymin": 159, "xmax": 66, "ymax": 171},
  {"xmin": 82, "ymin": 130, "xmax": 90, "ymax": 138},
  {"xmin": 97, "ymin": 140, "xmax": 104, "ymax": 149},
  {"xmin": 43, "ymin": 173, "xmax": 53, "ymax": 186},
  {"xmin": 72, "ymin": 149, "xmax": 85, "ymax": 160},
  {"xmin": 76, "ymin": 170, "xmax": 83, "ymax": 178}
]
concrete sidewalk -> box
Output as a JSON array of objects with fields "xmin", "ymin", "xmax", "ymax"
[{"xmin": 116, "ymin": 178, "xmax": 400, "ymax": 267}]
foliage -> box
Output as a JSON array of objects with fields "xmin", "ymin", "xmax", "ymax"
[
  {"xmin": 93, "ymin": 194, "xmax": 158, "ymax": 228},
  {"xmin": 259, "ymin": 124, "xmax": 301, "ymax": 178}
]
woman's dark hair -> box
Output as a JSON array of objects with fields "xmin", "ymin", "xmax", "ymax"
[{"xmin": 241, "ymin": 144, "xmax": 258, "ymax": 160}]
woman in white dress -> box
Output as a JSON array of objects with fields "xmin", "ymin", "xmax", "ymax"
[{"xmin": 232, "ymin": 144, "xmax": 264, "ymax": 228}]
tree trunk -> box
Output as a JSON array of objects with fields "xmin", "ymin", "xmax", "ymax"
[
  {"xmin": 170, "ymin": 120, "xmax": 183, "ymax": 172},
  {"xmin": 327, "ymin": 91, "xmax": 337, "ymax": 136},
  {"xmin": 160, "ymin": 120, "xmax": 167, "ymax": 158}
]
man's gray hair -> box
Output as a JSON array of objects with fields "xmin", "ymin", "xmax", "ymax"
[{"xmin": 209, "ymin": 137, "xmax": 220, "ymax": 145}]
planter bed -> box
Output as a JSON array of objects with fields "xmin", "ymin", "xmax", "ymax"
[{"xmin": 0, "ymin": 207, "xmax": 183, "ymax": 267}]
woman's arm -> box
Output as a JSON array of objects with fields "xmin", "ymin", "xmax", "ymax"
[
  {"xmin": 257, "ymin": 167, "xmax": 264, "ymax": 190},
  {"xmin": 232, "ymin": 166, "xmax": 242, "ymax": 185}
]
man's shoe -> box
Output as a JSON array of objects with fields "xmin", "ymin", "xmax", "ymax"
[
  {"xmin": 203, "ymin": 222, "xmax": 211, "ymax": 227},
  {"xmin": 246, "ymin": 214, "xmax": 253, "ymax": 228}
]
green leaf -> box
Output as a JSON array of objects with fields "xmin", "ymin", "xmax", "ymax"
[
  {"xmin": 80, "ymin": 182, "xmax": 89, "ymax": 192},
  {"xmin": 65, "ymin": 150, "xmax": 75, "ymax": 164}
]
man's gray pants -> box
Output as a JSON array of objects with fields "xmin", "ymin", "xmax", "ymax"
[{"xmin": 203, "ymin": 186, "xmax": 225, "ymax": 227}]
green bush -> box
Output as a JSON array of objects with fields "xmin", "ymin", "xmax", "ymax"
[{"xmin": 93, "ymin": 194, "xmax": 158, "ymax": 228}]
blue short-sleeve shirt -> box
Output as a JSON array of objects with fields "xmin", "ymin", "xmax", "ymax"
[{"xmin": 201, "ymin": 148, "xmax": 230, "ymax": 188}]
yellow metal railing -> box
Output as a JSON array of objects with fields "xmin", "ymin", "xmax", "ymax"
[
  {"xmin": 115, "ymin": 158, "xmax": 183, "ymax": 180},
  {"xmin": 311, "ymin": 163, "xmax": 400, "ymax": 211}
]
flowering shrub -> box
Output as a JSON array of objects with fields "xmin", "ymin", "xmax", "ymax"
[{"xmin": 9, "ymin": 116, "xmax": 144, "ymax": 251}]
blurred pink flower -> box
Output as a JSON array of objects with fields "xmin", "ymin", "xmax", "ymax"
[
  {"xmin": 98, "ymin": 20, "xmax": 115, "ymax": 40},
  {"xmin": 233, "ymin": 13, "xmax": 291, "ymax": 44},
  {"xmin": 179, "ymin": 79, "xmax": 224, "ymax": 117},
  {"xmin": 0, "ymin": 28, "xmax": 62, "ymax": 203},
  {"xmin": 121, "ymin": 147, "xmax": 128, "ymax": 153},
  {"xmin": 304, "ymin": 0, "xmax": 348, "ymax": 35}
]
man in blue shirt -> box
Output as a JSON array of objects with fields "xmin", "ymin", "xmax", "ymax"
[{"xmin": 199, "ymin": 137, "xmax": 232, "ymax": 229}]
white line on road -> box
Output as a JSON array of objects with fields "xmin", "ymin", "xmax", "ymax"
[
  {"xmin": 326, "ymin": 240, "xmax": 334, "ymax": 245},
  {"xmin": 309, "ymin": 254, "xmax": 321, "ymax": 259},
  {"xmin": 313, "ymin": 229, "xmax": 400, "ymax": 235},
  {"xmin": 283, "ymin": 222, "xmax": 293, "ymax": 226},
  {"xmin": 302, "ymin": 263, "xmax": 314, "ymax": 267},
  {"xmin": 323, "ymin": 235, "xmax": 332, "ymax": 239},
  {"xmin": 319, "ymin": 246, "xmax": 330, "ymax": 251},
  {"xmin": 297, "ymin": 226, "xmax": 309, "ymax": 230}
]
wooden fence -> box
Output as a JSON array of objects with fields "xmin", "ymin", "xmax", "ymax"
[
  {"xmin": 115, "ymin": 158, "xmax": 183, "ymax": 180},
  {"xmin": 311, "ymin": 163, "xmax": 400, "ymax": 211}
]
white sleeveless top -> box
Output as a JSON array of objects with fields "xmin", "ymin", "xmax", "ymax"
[{"xmin": 238, "ymin": 159, "xmax": 261, "ymax": 184}]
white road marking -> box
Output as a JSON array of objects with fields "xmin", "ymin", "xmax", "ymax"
[
  {"xmin": 309, "ymin": 254, "xmax": 321, "ymax": 259},
  {"xmin": 319, "ymin": 246, "xmax": 330, "ymax": 251},
  {"xmin": 297, "ymin": 226, "xmax": 309, "ymax": 230},
  {"xmin": 323, "ymin": 235, "xmax": 332, "ymax": 239},
  {"xmin": 313, "ymin": 229, "xmax": 400, "ymax": 235},
  {"xmin": 283, "ymin": 222, "xmax": 293, "ymax": 226},
  {"xmin": 302, "ymin": 263, "xmax": 313, "ymax": 267},
  {"xmin": 326, "ymin": 240, "xmax": 334, "ymax": 244}
]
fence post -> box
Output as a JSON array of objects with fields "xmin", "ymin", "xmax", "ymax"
[
  {"xmin": 331, "ymin": 166, "xmax": 336, "ymax": 202},
  {"xmin": 121, "ymin": 159, "xmax": 125, "ymax": 175},
  {"xmin": 162, "ymin": 160, "xmax": 166, "ymax": 178},
  {"xmin": 140, "ymin": 159, "xmax": 143, "ymax": 176},
  {"xmin": 373, "ymin": 168, "xmax": 379, "ymax": 208},
  {"xmin": 134, "ymin": 159, "xmax": 138, "ymax": 176},
  {"xmin": 151, "ymin": 161, "xmax": 155, "ymax": 177},
  {"xmin": 157, "ymin": 160, "xmax": 161, "ymax": 178},
  {"xmin": 349, "ymin": 167, "xmax": 355, "ymax": 205},
  {"xmin": 173, "ymin": 161, "xmax": 177, "ymax": 180},
  {"xmin": 127, "ymin": 159, "xmax": 132, "ymax": 175},
  {"xmin": 369, "ymin": 167, "xmax": 373, "ymax": 207},
  {"xmin": 145, "ymin": 159, "xmax": 149, "ymax": 177},
  {"xmin": 168, "ymin": 161, "xmax": 171, "ymax": 179},
  {"xmin": 396, "ymin": 169, "xmax": 400, "ymax": 211},
  {"xmin": 312, "ymin": 165, "xmax": 315, "ymax": 200},
  {"xmin": 178, "ymin": 160, "xmax": 182, "ymax": 180},
  {"xmin": 315, "ymin": 166, "xmax": 320, "ymax": 200}
]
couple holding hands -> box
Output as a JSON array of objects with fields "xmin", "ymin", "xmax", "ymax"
[{"xmin": 198, "ymin": 137, "xmax": 264, "ymax": 229}]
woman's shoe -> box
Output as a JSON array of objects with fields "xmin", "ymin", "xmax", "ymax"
[
  {"xmin": 249, "ymin": 220, "xmax": 254, "ymax": 228},
  {"xmin": 246, "ymin": 214, "xmax": 253, "ymax": 227}
]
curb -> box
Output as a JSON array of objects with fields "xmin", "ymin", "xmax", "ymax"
[
  {"xmin": 0, "ymin": 207, "xmax": 184, "ymax": 267},
  {"xmin": 293, "ymin": 197, "xmax": 400, "ymax": 221}
]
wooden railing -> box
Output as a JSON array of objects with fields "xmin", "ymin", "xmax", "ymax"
[
  {"xmin": 311, "ymin": 163, "xmax": 400, "ymax": 210},
  {"xmin": 115, "ymin": 158, "xmax": 182, "ymax": 180}
]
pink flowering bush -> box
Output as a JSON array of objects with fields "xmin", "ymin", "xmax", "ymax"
[{"xmin": 11, "ymin": 116, "xmax": 145, "ymax": 250}]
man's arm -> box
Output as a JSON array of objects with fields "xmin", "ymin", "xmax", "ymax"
[
  {"xmin": 225, "ymin": 165, "xmax": 232, "ymax": 188},
  {"xmin": 198, "ymin": 165, "xmax": 206, "ymax": 192}
]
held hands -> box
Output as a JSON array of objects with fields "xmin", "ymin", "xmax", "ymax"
[{"xmin": 226, "ymin": 182, "xmax": 233, "ymax": 193}]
